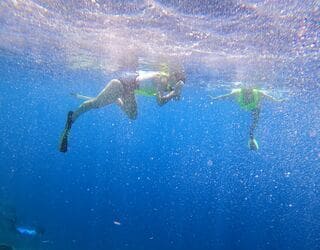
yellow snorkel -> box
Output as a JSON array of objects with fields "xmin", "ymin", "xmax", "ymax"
[
  {"xmin": 159, "ymin": 63, "xmax": 170, "ymax": 80},
  {"xmin": 159, "ymin": 63, "xmax": 172, "ymax": 91}
]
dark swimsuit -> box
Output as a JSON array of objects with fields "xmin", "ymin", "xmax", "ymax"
[{"xmin": 118, "ymin": 72, "xmax": 139, "ymax": 96}]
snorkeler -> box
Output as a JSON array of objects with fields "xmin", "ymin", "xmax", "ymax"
[
  {"xmin": 59, "ymin": 69, "xmax": 185, "ymax": 152},
  {"xmin": 210, "ymin": 87, "xmax": 285, "ymax": 150}
]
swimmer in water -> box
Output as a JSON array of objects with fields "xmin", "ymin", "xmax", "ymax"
[
  {"xmin": 59, "ymin": 68, "xmax": 185, "ymax": 152},
  {"xmin": 210, "ymin": 87, "xmax": 286, "ymax": 150}
]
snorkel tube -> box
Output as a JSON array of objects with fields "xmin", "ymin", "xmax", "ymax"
[{"xmin": 159, "ymin": 63, "xmax": 186, "ymax": 91}]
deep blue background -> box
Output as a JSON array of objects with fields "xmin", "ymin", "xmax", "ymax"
[{"xmin": 0, "ymin": 56, "xmax": 319, "ymax": 250}]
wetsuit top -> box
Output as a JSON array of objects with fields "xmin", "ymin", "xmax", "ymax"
[
  {"xmin": 135, "ymin": 71, "xmax": 170, "ymax": 97},
  {"xmin": 235, "ymin": 88, "xmax": 261, "ymax": 111}
]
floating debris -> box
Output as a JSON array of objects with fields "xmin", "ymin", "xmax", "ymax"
[
  {"xmin": 113, "ymin": 221, "xmax": 121, "ymax": 226},
  {"xmin": 284, "ymin": 172, "xmax": 291, "ymax": 177},
  {"xmin": 207, "ymin": 159, "xmax": 213, "ymax": 166}
]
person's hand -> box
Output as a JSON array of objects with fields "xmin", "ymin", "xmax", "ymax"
[
  {"xmin": 279, "ymin": 98, "xmax": 289, "ymax": 102},
  {"xmin": 275, "ymin": 98, "xmax": 288, "ymax": 103},
  {"xmin": 209, "ymin": 95, "xmax": 217, "ymax": 100},
  {"xmin": 173, "ymin": 81, "xmax": 184, "ymax": 96}
]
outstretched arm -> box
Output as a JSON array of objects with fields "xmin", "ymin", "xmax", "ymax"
[
  {"xmin": 209, "ymin": 93, "xmax": 233, "ymax": 101},
  {"xmin": 157, "ymin": 80, "xmax": 184, "ymax": 106},
  {"xmin": 260, "ymin": 91, "xmax": 287, "ymax": 102},
  {"xmin": 209, "ymin": 89, "xmax": 238, "ymax": 101}
]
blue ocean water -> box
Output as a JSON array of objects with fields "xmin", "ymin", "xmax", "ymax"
[{"xmin": 0, "ymin": 1, "xmax": 320, "ymax": 250}]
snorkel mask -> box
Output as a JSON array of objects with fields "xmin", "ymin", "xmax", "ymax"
[{"xmin": 159, "ymin": 63, "xmax": 185, "ymax": 91}]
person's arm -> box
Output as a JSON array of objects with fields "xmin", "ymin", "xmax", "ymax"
[
  {"xmin": 209, "ymin": 89, "xmax": 238, "ymax": 101},
  {"xmin": 157, "ymin": 80, "xmax": 184, "ymax": 106},
  {"xmin": 260, "ymin": 91, "xmax": 287, "ymax": 102}
]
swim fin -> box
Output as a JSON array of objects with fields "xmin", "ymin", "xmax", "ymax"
[
  {"xmin": 248, "ymin": 138, "xmax": 259, "ymax": 150},
  {"xmin": 59, "ymin": 111, "xmax": 73, "ymax": 153}
]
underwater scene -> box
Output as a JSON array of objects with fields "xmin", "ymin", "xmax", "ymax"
[{"xmin": 0, "ymin": 0, "xmax": 319, "ymax": 249}]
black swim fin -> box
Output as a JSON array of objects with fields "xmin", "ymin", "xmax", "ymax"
[
  {"xmin": 59, "ymin": 111, "xmax": 73, "ymax": 153},
  {"xmin": 59, "ymin": 129, "xmax": 69, "ymax": 153}
]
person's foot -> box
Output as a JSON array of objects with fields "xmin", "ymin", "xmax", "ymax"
[
  {"xmin": 248, "ymin": 138, "xmax": 259, "ymax": 150},
  {"xmin": 59, "ymin": 111, "xmax": 73, "ymax": 153}
]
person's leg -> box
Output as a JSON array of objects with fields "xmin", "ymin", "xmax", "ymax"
[
  {"xmin": 117, "ymin": 93, "xmax": 138, "ymax": 120},
  {"xmin": 59, "ymin": 79, "xmax": 124, "ymax": 152},
  {"xmin": 250, "ymin": 107, "xmax": 260, "ymax": 139},
  {"xmin": 249, "ymin": 107, "xmax": 260, "ymax": 150},
  {"xmin": 72, "ymin": 79, "xmax": 124, "ymax": 122}
]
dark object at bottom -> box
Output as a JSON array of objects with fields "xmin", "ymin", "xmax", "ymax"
[
  {"xmin": 59, "ymin": 111, "xmax": 73, "ymax": 153},
  {"xmin": 0, "ymin": 244, "xmax": 14, "ymax": 250}
]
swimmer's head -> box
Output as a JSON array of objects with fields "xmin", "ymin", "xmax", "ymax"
[
  {"xmin": 241, "ymin": 86, "xmax": 253, "ymax": 92},
  {"xmin": 158, "ymin": 62, "xmax": 185, "ymax": 82},
  {"xmin": 170, "ymin": 70, "xmax": 186, "ymax": 83},
  {"xmin": 240, "ymin": 86, "xmax": 256, "ymax": 98}
]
